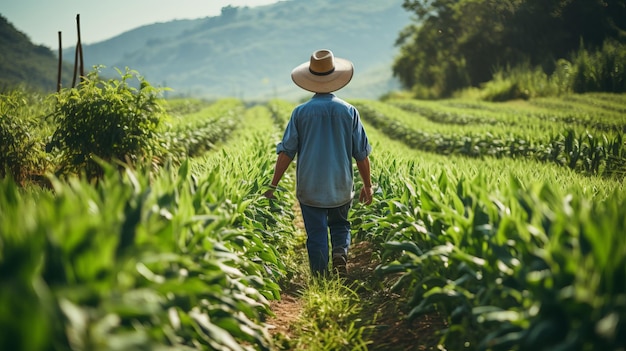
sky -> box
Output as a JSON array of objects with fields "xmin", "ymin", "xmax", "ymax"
[{"xmin": 1, "ymin": 0, "xmax": 281, "ymax": 49}]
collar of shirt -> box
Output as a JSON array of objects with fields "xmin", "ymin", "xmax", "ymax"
[{"xmin": 313, "ymin": 93, "xmax": 336, "ymax": 99}]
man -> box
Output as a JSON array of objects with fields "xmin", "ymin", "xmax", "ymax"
[{"xmin": 264, "ymin": 49, "xmax": 373, "ymax": 278}]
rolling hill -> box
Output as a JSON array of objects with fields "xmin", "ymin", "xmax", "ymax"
[{"xmin": 62, "ymin": 0, "xmax": 411, "ymax": 101}]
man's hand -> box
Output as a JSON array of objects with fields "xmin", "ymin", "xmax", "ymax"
[{"xmin": 359, "ymin": 186, "xmax": 374, "ymax": 205}]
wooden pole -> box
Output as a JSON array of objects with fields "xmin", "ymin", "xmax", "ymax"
[
  {"xmin": 71, "ymin": 35, "xmax": 78, "ymax": 88},
  {"xmin": 76, "ymin": 14, "xmax": 84, "ymax": 80},
  {"xmin": 57, "ymin": 31, "xmax": 62, "ymax": 92},
  {"xmin": 71, "ymin": 14, "xmax": 82, "ymax": 87}
]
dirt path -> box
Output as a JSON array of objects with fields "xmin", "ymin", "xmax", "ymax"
[
  {"xmin": 267, "ymin": 291, "xmax": 303, "ymax": 345},
  {"xmin": 265, "ymin": 201, "xmax": 444, "ymax": 349},
  {"xmin": 266, "ymin": 237, "xmax": 445, "ymax": 350}
]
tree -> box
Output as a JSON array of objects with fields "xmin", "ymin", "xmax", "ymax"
[{"xmin": 394, "ymin": 0, "xmax": 626, "ymax": 98}]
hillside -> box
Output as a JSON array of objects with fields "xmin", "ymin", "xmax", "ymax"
[
  {"xmin": 0, "ymin": 15, "xmax": 74, "ymax": 92},
  {"xmin": 63, "ymin": 0, "xmax": 411, "ymax": 101}
]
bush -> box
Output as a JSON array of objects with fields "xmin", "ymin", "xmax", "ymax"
[
  {"xmin": 571, "ymin": 40, "xmax": 626, "ymax": 93},
  {"xmin": 50, "ymin": 67, "xmax": 167, "ymax": 178},
  {"xmin": 484, "ymin": 59, "xmax": 580, "ymax": 101},
  {"xmin": 0, "ymin": 89, "xmax": 49, "ymax": 183},
  {"xmin": 455, "ymin": 40, "xmax": 625, "ymax": 101}
]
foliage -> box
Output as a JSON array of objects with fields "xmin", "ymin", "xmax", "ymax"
[
  {"xmin": 350, "ymin": 97, "xmax": 626, "ymax": 350},
  {"xmin": 162, "ymin": 98, "xmax": 243, "ymax": 161},
  {"xmin": 571, "ymin": 40, "xmax": 626, "ymax": 94},
  {"xmin": 267, "ymin": 98, "xmax": 295, "ymax": 128},
  {"xmin": 394, "ymin": 0, "xmax": 626, "ymax": 98},
  {"xmin": 464, "ymin": 60, "xmax": 571, "ymax": 101},
  {"xmin": 352, "ymin": 97, "xmax": 626, "ymax": 178},
  {"xmin": 0, "ymin": 123, "xmax": 298, "ymax": 350},
  {"xmin": 462, "ymin": 40, "xmax": 626, "ymax": 101},
  {"xmin": 0, "ymin": 89, "xmax": 51, "ymax": 183},
  {"xmin": 364, "ymin": 163, "xmax": 626, "ymax": 350},
  {"xmin": 49, "ymin": 67, "xmax": 166, "ymax": 178},
  {"xmin": 3, "ymin": 89, "xmax": 626, "ymax": 350},
  {"xmin": 164, "ymin": 98, "xmax": 212, "ymax": 117}
]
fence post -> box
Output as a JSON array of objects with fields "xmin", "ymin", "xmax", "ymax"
[
  {"xmin": 57, "ymin": 31, "xmax": 62, "ymax": 92},
  {"xmin": 77, "ymin": 14, "xmax": 84, "ymax": 80},
  {"xmin": 71, "ymin": 14, "xmax": 83, "ymax": 87}
]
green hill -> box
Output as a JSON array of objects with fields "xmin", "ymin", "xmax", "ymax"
[{"xmin": 0, "ymin": 15, "xmax": 74, "ymax": 93}]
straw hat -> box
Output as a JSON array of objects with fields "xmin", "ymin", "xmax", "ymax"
[{"xmin": 291, "ymin": 49, "xmax": 354, "ymax": 93}]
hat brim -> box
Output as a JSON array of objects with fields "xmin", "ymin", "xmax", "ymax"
[{"xmin": 291, "ymin": 57, "xmax": 354, "ymax": 93}]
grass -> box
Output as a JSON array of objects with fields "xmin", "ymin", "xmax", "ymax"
[
  {"xmin": 293, "ymin": 278, "xmax": 369, "ymax": 351},
  {"xmin": 267, "ymin": 205, "xmax": 371, "ymax": 351},
  {"xmin": 268, "ymin": 208, "xmax": 444, "ymax": 351}
]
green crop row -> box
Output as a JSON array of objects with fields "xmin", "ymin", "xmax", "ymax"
[
  {"xmin": 534, "ymin": 93, "xmax": 626, "ymax": 116},
  {"xmin": 165, "ymin": 98, "xmax": 213, "ymax": 117},
  {"xmin": 266, "ymin": 98, "xmax": 296, "ymax": 129},
  {"xmin": 353, "ymin": 100, "xmax": 626, "ymax": 178},
  {"xmin": 388, "ymin": 100, "xmax": 506, "ymax": 126},
  {"xmin": 387, "ymin": 94, "xmax": 626, "ymax": 133},
  {"xmin": 352, "ymin": 120, "xmax": 625, "ymax": 350},
  {"xmin": 353, "ymin": 100, "xmax": 563, "ymax": 149},
  {"xmin": 161, "ymin": 98, "xmax": 244, "ymax": 161},
  {"xmin": 0, "ymin": 103, "xmax": 296, "ymax": 351}
]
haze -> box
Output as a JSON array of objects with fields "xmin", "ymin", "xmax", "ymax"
[{"xmin": 1, "ymin": 0, "xmax": 281, "ymax": 49}]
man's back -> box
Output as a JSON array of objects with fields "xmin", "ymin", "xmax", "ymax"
[{"xmin": 277, "ymin": 93, "xmax": 370, "ymax": 207}]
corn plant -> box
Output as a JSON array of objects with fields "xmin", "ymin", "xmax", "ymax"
[
  {"xmin": 266, "ymin": 98, "xmax": 295, "ymax": 128},
  {"xmin": 161, "ymin": 98, "xmax": 243, "ymax": 161},
  {"xmin": 352, "ymin": 118, "xmax": 626, "ymax": 350},
  {"xmin": 0, "ymin": 99, "xmax": 298, "ymax": 351},
  {"xmin": 353, "ymin": 99, "xmax": 626, "ymax": 178},
  {"xmin": 164, "ymin": 98, "xmax": 211, "ymax": 117}
]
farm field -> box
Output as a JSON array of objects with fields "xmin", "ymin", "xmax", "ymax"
[{"xmin": 1, "ymin": 89, "xmax": 626, "ymax": 350}]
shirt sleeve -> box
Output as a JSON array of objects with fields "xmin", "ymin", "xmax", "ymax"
[
  {"xmin": 351, "ymin": 108, "xmax": 372, "ymax": 161},
  {"xmin": 276, "ymin": 113, "xmax": 299, "ymax": 159}
]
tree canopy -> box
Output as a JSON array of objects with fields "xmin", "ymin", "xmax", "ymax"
[{"xmin": 393, "ymin": 0, "xmax": 626, "ymax": 98}]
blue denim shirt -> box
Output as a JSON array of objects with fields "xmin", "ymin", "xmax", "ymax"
[{"xmin": 276, "ymin": 93, "xmax": 372, "ymax": 207}]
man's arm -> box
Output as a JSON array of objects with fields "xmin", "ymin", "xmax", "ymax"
[
  {"xmin": 356, "ymin": 156, "xmax": 373, "ymax": 205},
  {"xmin": 264, "ymin": 152, "xmax": 293, "ymax": 198}
]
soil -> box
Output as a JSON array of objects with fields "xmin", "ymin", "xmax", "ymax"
[
  {"xmin": 345, "ymin": 240, "xmax": 445, "ymax": 351},
  {"xmin": 266, "ymin": 239, "xmax": 446, "ymax": 350}
]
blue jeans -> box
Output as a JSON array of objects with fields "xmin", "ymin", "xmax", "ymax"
[{"xmin": 299, "ymin": 201, "xmax": 352, "ymax": 276}]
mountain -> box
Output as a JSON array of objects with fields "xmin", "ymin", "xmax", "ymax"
[
  {"xmin": 65, "ymin": 0, "xmax": 411, "ymax": 101},
  {"xmin": 0, "ymin": 15, "xmax": 74, "ymax": 92}
]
